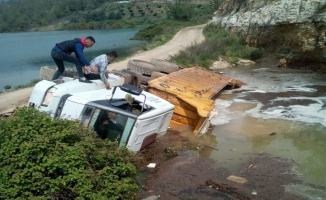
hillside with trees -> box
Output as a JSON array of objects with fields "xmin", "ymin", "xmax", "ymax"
[{"xmin": 0, "ymin": 0, "xmax": 218, "ymax": 33}]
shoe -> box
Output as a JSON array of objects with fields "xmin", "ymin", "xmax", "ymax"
[
  {"xmin": 79, "ymin": 78, "xmax": 92, "ymax": 83},
  {"xmin": 125, "ymin": 94, "xmax": 134, "ymax": 105}
]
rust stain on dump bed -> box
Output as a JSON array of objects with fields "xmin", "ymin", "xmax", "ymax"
[{"xmin": 147, "ymin": 67, "xmax": 242, "ymax": 134}]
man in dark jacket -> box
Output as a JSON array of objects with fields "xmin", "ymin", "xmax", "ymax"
[
  {"xmin": 51, "ymin": 36, "xmax": 95, "ymax": 83},
  {"xmin": 98, "ymin": 112, "xmax": 124, "ymax": 141}
]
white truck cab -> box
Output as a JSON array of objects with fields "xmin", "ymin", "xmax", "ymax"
[
  {"xmin": 57, "ymin": 84, "xmax": 174, "ymax": 152},
  {"xmin": 28, "ymin": 75, "xmax": 124, "ymax": 117}
]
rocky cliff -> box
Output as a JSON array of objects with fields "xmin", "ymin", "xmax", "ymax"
[{"xmin": 213, "ymin": 0, "xmax": 326, "ymax": 65}]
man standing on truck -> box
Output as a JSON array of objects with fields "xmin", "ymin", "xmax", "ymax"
[
  {"xmin": 51, "ymin": 36, "xmax": 96, "ymax": 83},
  {"xmin": 83, "ymin": 51, "xmax": 118, "ymax": 89}
]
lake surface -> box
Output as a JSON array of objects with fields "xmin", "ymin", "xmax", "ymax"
[{"xmin": 0, "ymin": 28, "xmax": 144, "ymax": 90}]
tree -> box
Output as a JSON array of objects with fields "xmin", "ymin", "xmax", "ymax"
[
  {"xmin": 166, "ymin": 0, "xmax": 194, "ymax": 21},
  {"xmin": 0, "ymin": 108, "xmax": 138, "ymax": 199}
]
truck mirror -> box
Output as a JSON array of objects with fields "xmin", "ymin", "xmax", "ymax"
[{"xmin": 119, "ymin": 84, "xmax": 142, "ymax": 96}]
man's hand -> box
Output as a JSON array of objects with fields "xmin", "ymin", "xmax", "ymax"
[
  {"xmin": 89, "ymin": 65, "xmax": 98, "ymax": 73},
  {"xmin": 105, "ymin": 82, "xmax": 111, "ymax": 90},
  {"xmin": 83, "ymin": 66, "xmax": 90, "ymax": 74}
]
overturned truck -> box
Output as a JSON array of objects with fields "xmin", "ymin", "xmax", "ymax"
[{"xmin": 34, "ymin": 60, "xmax": 242, "ymax": 137}]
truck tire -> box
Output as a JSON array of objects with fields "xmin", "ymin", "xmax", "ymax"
[
  {"xmin": 140, "ymin": 75, "xmax": 151, "ymax": 84},
  {"xmin": 149, "ymin": 58, "xmax": 180, "ymax": 73},
  {"xmin": 127, "ymin": 59, "xmax": 158, "ymax": 76},
  {"xmin": 150, "ymin": 71, "xmax": 165, "ymax": 81}
]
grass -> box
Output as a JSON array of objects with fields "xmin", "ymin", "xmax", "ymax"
[
  {"xmin": 2, "ymin": 79, "xmax": 40, "ymax": 93},
  {"xmin": 170, "ymin": 23, "xmax": 262, "ymax": 68}
]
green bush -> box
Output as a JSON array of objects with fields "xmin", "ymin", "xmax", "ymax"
[
  {"xmin": 0, "ymin": 108, "xmax": 138, "ymax": 199},
  {"xmin": 166, "ymin": 0, "xmax": 195, "ymax": 21},
  {"xmin": 4, "ymin": 85, "xmax": 11, "ymax": 90},
  {"xmin": 132, "ymin": 24, "xmax": 164, "ymax": 41}
]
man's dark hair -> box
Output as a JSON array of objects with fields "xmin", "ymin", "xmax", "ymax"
[
  {"xmin": 85, "ymin": 36, "xmax": 96, "ymax": 43},
  {"xmin": 107, "ymin": 51, "xmax": 118, "ymax": 58}
]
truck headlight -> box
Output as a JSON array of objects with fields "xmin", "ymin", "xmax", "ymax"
[{"xmin": 41, "ymin": 87, "xmax": 57, "ymax": 106}]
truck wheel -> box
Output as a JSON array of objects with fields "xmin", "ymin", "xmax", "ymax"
[
  {"xmin": 150, "ymin": 71, "xmax": 165, "ymax": 81},
  {"xmin": 127, "ymin": 59, "xmax": 158, "ymax": 76},
  {"xmin": 141, "ymin": 75, "xmax": 151, "ymax": 84},
  {"xmin": 149, "ymin": 58, "xmax": 181, "ymax": 73}
]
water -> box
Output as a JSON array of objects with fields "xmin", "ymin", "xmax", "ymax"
[
  {"xmin": 178, "ymin": 66, "xmax": 326, "ymax": 191},
  {"xmin": 0, "ymin": 28, "xmax": 144, "ymax": 89}
]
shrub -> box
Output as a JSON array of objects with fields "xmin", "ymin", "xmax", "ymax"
[
  {"xmin": 0, "ymin": 108, "xmax": 138, "ymax": 199},
  {"xmin": 132, "ymin": 24, "xmax": 164, "ymax": 40},
  {"xmin": 166, "ymin": 0, "xmax": 194, "ymax": 21},
  {"xmin": 250, "ymin": 48, "xmax": 263, "ymax": 61},
  {"xmin": 4, "ymin": 85, "xmax": 11, "ymax": 90}
]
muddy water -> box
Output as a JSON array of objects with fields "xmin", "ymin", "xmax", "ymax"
[
  {"xmin": 174, "ymin": 66, "xmax": 326, "ymax": 192},
  {"xmin": 206, "ymin": 66, "xmax": 326, "ymax": 187}
]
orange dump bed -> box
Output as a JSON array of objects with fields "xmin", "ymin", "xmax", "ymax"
[{"xmin": 147, "ymin": 67, "xmax": 242, "ymax": 134}]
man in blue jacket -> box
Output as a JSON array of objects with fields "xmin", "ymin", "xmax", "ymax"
[{"xmin": 51, "ymin": 36, "xmax": 95, "ymax": 83}]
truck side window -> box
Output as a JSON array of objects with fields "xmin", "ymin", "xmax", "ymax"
[{"xmin": 80, "ymin": 106, "xmax": 95, "ymax": 128}]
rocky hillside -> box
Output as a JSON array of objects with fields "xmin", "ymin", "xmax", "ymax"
[{"xmin": 212, "ymin": 0, "xmax": 326, "ymax": 65}]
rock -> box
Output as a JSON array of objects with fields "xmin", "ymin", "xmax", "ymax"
[
  {"xmin": 142, "ymin": 195, "xmax": 160, "ymax": 200},
  {"xmin": 212, "ymin": 0, "xmax": 326, "ymax": 65},
  {"xmin": 210, "ymin": 60, "xmax": 233, "ymax": 70},
  {"xmin": 278, "ymin": 58, "xmax": 287, "ymax": 67},
  {"xmin": 237, "ymin": 59, "xmax": 255, "ymax": 66}
]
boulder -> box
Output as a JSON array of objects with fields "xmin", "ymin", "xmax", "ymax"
[
  {"xmin": 237, "ymin": 59, "xmax": 255, "ymax": 66},
  {"xmin": 278, "ymin": 58, "xmax": 288, "ymax": 67},
  {"xmin": 212, "ymin": 0, "xmax": 326, "ymax": 64},
  {"xmin": 210, "ymin": 60, "xmax": 233, "ymax": 70}
]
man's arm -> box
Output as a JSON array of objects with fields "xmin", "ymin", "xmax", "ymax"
[
  {"xmin": 75, "ymin": 43, "xmax": 90, "ymax": 66},
  {"xmin": 99, "ymin": 62, "xmax": 108, "ymax": 84}
]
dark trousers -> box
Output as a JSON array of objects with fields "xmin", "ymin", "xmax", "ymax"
[
  {"xmin": 84, "ymin": 73, "xmax": 101, "ymax": 80},
  {"xmin": 51, "ymin": 50, "xmax": 84, "ymax": 80}
]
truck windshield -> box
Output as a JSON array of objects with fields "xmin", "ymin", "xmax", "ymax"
[{"xmin": 83, "ymin": 107, "xmax": 135, "ymax": 147}]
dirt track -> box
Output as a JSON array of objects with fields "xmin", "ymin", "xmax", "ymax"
[
  {"xmin": 0, "ymin": 24, "xmax": 205, "ymax": 114},
  {"xmin": 109, "ymin": 24, "xmax": 206, "ymax": 71}
]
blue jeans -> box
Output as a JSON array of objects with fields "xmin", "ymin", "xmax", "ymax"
[{"xmin": 51, "ymin": 49, "xmax": 84, "ymax": 80}]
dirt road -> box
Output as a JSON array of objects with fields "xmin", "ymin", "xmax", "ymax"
[
  {"xmin": 0, "ymin": 24, "xmax": 205, "ymax": 114},
  {"xmin": 109, "ymin": 24, "xmax": 206, "ymax": 71}
]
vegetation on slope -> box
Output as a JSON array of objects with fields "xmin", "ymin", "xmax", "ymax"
[
  {"xmin": 0, "ymin": 0, "xmax": 216, "ymax": 33},
  {"xmin": 171, "ymin": 23, "xmax": 262, "ymax": 68},
  {"xmin": 0, "ymin": 108, "xmax": 138, "ymax": 199}
]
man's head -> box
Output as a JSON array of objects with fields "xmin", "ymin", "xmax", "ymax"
[
  {"xmin": 106, "ymin": 51, "xmax": 118, "ymax": 62},
  {"xmin": 85, "ymin": 36, "xmax": 96, "ymax": 48},
  {"xmin": 108, "ymin": 112, "xmax": 117, "ymax": 120}
]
